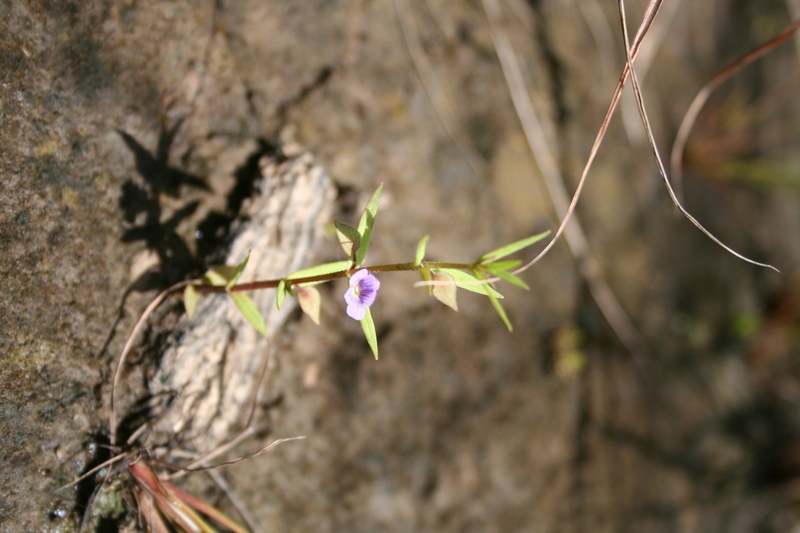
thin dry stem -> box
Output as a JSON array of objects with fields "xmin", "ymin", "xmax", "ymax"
[
  {"xmin": 179, "ymin": 436, "xmax": 306, "ymax": 473},
  {"xmin": 205, "ymin": 468, "xmax": 260, "ymax": 533},
  {"xmin": 168, "ymin": 427, "xmax": 257, "ymax": 479},
  {"xmin": 619, "ymin": 0, "xmax": 779, "ymax": 272},
  {"xmin": 510, "ymin": 0, "xmax": 663, "ymax": 278},
  {"xmin": 670, "ymin": 18, "xmax": 800, "ymax": 200},
  {"xmin": 619, "ymin": 0, "xmax": 682, "ymax": 145},
  {"xmin": 111, "ymin": 279, "xmax": 195, "ymax": 445},
  {"xmin": 56, "ymin": 452, "xmax": 129, "ymax": 492}
]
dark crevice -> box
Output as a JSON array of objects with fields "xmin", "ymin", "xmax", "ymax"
[
  {"xmin": 525, "ymin": 0, "xmax": 570, "ymax": 125},
  {"xmin": 270, "ymin": 65, "xmax": 336, "ymax": 138},
  {"xmin": 194, "ymin": 139, "xmax": 284, "ymax": 268}
]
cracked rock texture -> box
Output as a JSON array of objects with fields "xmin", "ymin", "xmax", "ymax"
[{"xmin": 2, "ymin": 1, "xmax": 800, "ymax": 532}]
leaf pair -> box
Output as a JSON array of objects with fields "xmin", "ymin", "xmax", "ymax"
[
  {"xmin": 335, "ymin": 184, "xmax": 383, "ymax": 268},
  {"xmin": 427, "ymin": 267, "xmax": 511, "ymax": 329},
  {"xmin": 275, "ymin": 278, "xmax": 322, "ymax": 326},
  {"xmin": 276, "ymin": 260, "xmax": 352, "ymax": 325},
  {"xmin": 334, "ymin": 184, "xmax": 384, "ymax": 359},
  {"xmin": 185, "ymin": 251, "xmax": 268, "ymax": 337},
  {"xmin": 424, "ymin": 231, "xmax": 550, "ymax": 331}
]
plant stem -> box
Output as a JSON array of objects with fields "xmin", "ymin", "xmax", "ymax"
[{"xmin": 192, "ymin": 260, "xmax": 475, "ymax": 294}]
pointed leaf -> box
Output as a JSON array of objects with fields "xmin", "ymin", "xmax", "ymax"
[
  {"xmin": 167, "ymin": 483, "xmax": 250, "ymax": 533},
  {"xmin": 418, "ymin": 265, "xmax": 433, "ymax": 295},
  {"xmin": 474, "ymin": 269, "xmax": 513, "ymax": 331},
  {"xmin": 355, "ymin": 183, "xmax": 383, "ymax": 267},
  {"xmin": 183, "ymin": 284, "xmax": 198, "ymax": 318},
  {"xmin": 286, "ymin": 260, "xmax": 350, "ymax": 280},
  {"xmin": 487, "ymin": 290, "xmax": 513, "ymax": 331},
  {"xmin": 297, "ymin": 286, "xmax": 321, "ymax": 325},
  {"xmin": 493, "ymin": 269, "xmax": 530, "ymax": 290},
  {"xmin": 334, "ymin": 220, "xmax": 360, "ymax": 260},
  {"xmin": 415, "ymin": 235, "xmax": 430, "ymax": 267},
  {"xmin": 276, "ymin": 279, "xmax": 288, "ymax": 310},
  {"xmin": 482, "ymin": 260, "xmax": 522, "ymax": 273},
  {"xmin": 478, "ymin": 231, "xmax": 551, "ymax": 264},
  {"xmin": 431, "ymin": 271, "xmax": 458, "ymax": 311},
  {"xmin": 203, "ymin": 265, "xmax": 237, "ymax": 287},
  {"xmin": 229, "ymin": 292, "xmax": 268, "ymax": 337},
  {"xmin": 226, "ymin": 250, "xmax": 251, "ymax": 289},
  {"xmin": 361, "ymin": 307, "xmax": 379, "ymax": 359},
  {"xmin": 435, "ymin": 268, "xmax": 504, "ymax": 299}
]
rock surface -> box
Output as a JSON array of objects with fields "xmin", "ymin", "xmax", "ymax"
[{"xmin": 1, "ymin": 1, "xmax": 800, "ymax": 532}]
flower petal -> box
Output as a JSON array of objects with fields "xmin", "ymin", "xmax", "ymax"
[
  {"xmin": 349, "ymin": 269, "xmax": 370, "ymax": 286},
  {"xmin": 344, "ymin": 286, "xmax": 361, "ymax": 306},
  {"xmin": 347, "ymin": 301, "xmax": 366, "ymax": 321},
  {"xmin": 357, "ymin": 279, "xmax": 379, "ymax": 307},
  {"xmin": 344, "ymin": 269, "xmax": 380, "ymax": 321}
]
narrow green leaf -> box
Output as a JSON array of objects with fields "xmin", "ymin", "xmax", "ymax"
[
  {"xmin": 229, "ymin": 292, "xmax": 268, "ymax": 337},
  {"xmin": 334, "ymin": 220, "xmax": 360, "ymax": 260},
  {"xmin": 286, "ymin": 260, "xmax": 350, "ymax": 280},
  {"xmin": 415, "ymin": 235, "xmax": 430, "ymax": 267},
  {"xmin": 482, "ymin": 260, "xmax": 521, "ymax": 273},
  {"xmin": 355, "ymin": 183, "xmax": 383, "ymax": 267},
  {"xmin": 436, "ymin": 268, "xmax": 504, "ymax": 299},
  {"xmin": 297, "ymin": 285, "xmax": 321, "ymax": 325},
  {"xmin": 184, "ymin": 285, "xmax": 198, "ymax": 318},
  {"xmin": 276, "ymin": 279, "xmax": 288, "ymax": 310},
  {"xmin": 487, "ymin": 290, "xmax": 513, "ymax": 331},
  {"xmin": 477, "ymin": 230, "xmax": 551, "ymax": 264},
  {"xmin": 203, "ymin": 265, "xmax": 237, "ymax": 286},
  {"xmin": 474, "ymin": 269, "xmax": 513, "ymax": 331},
  {"xmin": 493, "ymin": 269, "xmax": 530, "ymax": 290},
  {"xmin": 431, "ymin": 271, "xmax": 458, "ymax": 311},
  {"xmin": 418, "ymin": 265, "xmax": 433, "ymax": 295},
  {"xmin": 361, "ymin": 307, "xmax": 379, "ymax": 359},
  {"xmin": 226, "ymin": 250, "xmax": 251, "ymax": 289}
]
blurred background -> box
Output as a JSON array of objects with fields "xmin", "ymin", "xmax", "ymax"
[{"xmin": 2, "ymin": 1, "xmax": 800, "ymax": 531}]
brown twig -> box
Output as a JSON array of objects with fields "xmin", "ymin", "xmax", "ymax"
[
  {"xmin": 110, "ymin": 280, "xmax": 196, "ymax": 445},
  {"xmin": 670, "ymin": 18, "xmax": 800, "ymax": 200},
  {"xmin": 618, "ymin": 0, "xmax": 780, "ymax": 272}
]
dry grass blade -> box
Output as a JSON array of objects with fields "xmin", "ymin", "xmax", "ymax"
[
  {"xmin": 111, "ymin": 279, "xmax": 196, "ymax": 445},
  {"xmin": 392, "ymin": 0, "xmax": 486, "ymax": 177},
  {"xmin": 618, "ymin": 0, "xmax": 780, "ymax": 273},
  {"xmin": 168, "ymin": 483, "xmax": 249, "ymax": 533},
  {"xmin": 619, "ymin": 0, "xmax": 682, "ymax": 145},
  {"xmin": 134, "ymin": 487, "xmax": 172, "ymax": 533},
  {"xmin": 129, "ymin": 459, "xmax": 218, "ymax": 532},
  {"xmin": 670, "ymin": 18, "xmax": 800, "ymax": 200},
  {"xmin": 482, "ymin": 0, "xmax": 648, "ymax": 357}
]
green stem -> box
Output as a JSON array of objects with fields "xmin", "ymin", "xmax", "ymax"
[{"xmin": 193, "ymin": 260, "xmax": 475, "ymax": 294}]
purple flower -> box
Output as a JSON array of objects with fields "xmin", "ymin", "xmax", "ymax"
[{"xmin": 344, "ymin": 269, "xmax": 381, "ymax": 321}]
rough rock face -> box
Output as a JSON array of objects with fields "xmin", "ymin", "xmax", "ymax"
[{"xmin": 2, "ymin": 1, "xmax": 800, "ymax": 532}]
